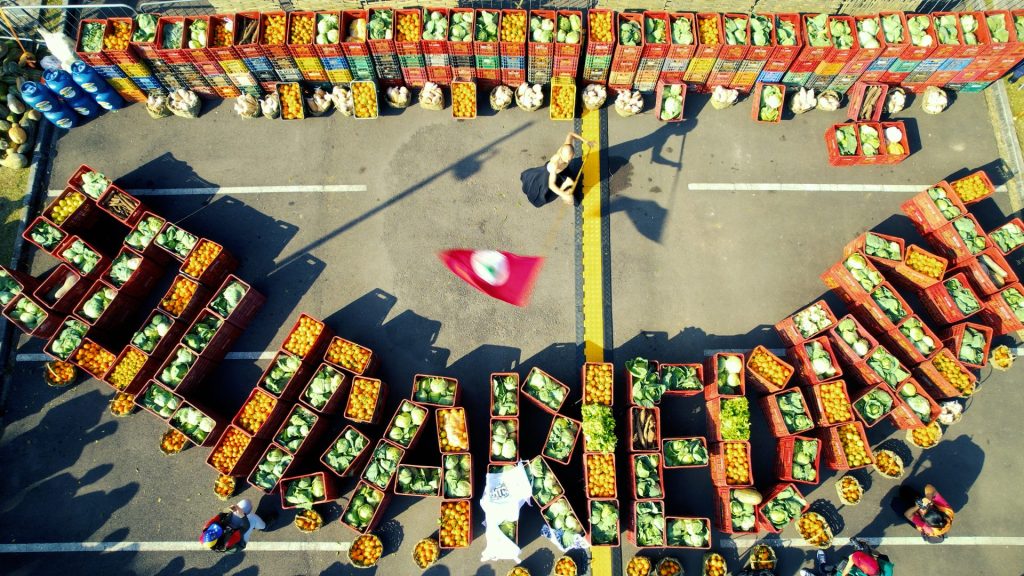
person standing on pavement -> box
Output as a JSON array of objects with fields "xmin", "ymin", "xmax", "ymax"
[
  {"xmin": 519, "ymin": 132, "xmax": 593, "ymax": 207},
  {"xmin": 894, "ymin": 483, "xmax": 954, "ymax": 540},
  {"xmin": 200, "ymin": 498, "xmax": 268, "ymax": 553}
]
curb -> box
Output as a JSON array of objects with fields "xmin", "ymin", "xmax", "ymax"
[
  {"xmin": 0, "ymin": 120, "xmax": 55, "ymax": 438},
  {"xmin": 986, "ymin": 80, "xmax": 1024, "ymax": 213}
]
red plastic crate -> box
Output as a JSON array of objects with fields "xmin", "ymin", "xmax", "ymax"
[
  {"xmin": 45, "ymin": 186, "xmax": 101, "ymax": 237},
  {"xmin": 246, "ymin": 442, "xmax": 295, "ymax": 493},
  {"xmin": 383, "ymin": 400, "xmax": 429, "ymax": 451},
  {"xmin": 857, "ymin": 282, "xmax": 914, "ymax": 334},
  {"xmin": 257, "ymin": 350, "xmax": 310, "ymax": 402},
  {"xmin": 281, "ymin": 313, "xmax": 333, "ymax": 361},
  {"xmin": 826, "ymin": 122, "xmax": 862, "ymax": 167},
  {"xmin": 851, "ymin": 383, "xmax": 899, "ymax": 428},
  {"xmin": 629, "ymin": 453, "xmax": 665, "ymax": 502},
  {"xmin": 154, "ymin": 343, "xmax": 215, "ymax": 396},
  {"xmin": 134, "ymin": 380, "xmax": 182, "ymax": 420},
  {"xmin": 662, "ymin": 436, "xmax": 709, "ymax": 469},
  {"xmin": 660, "ymin": 362, "xmax": 703, "ymax": 397},
  {"xmin": 207, "ymin": 275, "xmax": 264, "ymax": 330},
  {"xmin": 920, "ymin": 272, "xmax": 983, "ymax": 325},
  {"xmin": 627, "ymin": 406, "xmax": 660, "ymax": 453},
  {"xmin": 703, "ymin": 352, "xmax": 746, "ymax": 400},
  {"xmin": 287, "ymin": 11, "xmax": 327, "ymax": 82},
  {"xmin": 886, "ymin": 314, "xmax": 943, "ymax": 366},
  {"xmin": 439, "ymin": 452, "xmax": 472, "ymax": 500},
  {"xmin": 413, "ymin": 374, "xmax": 461, "ymax": 408},
  {"xmin": 775, "ymin": 299, "xmax": 838, "ymax": 347},
  {"xmin": 181, "ymin": 239, "xmax": 238, "ymax": 289},
  {"xmin": 72, "ymin": 280, "xmax": 135, "ymax": 333},
  {"xmin": 33, "ymin": 263, "xmax": 89, "ymax": 315},
  {"xmin": 914, "ymin": 348, "xmax": 977, "ymax": 399},
  {"xmin": 951, "ymin": 248, "xmax": 1018, "ymax": 298},
  {"xmin": 55, "ymin": 235, "xmax": 110, "ymax": 281},
  {"xmin": 949, "ymin": 170, "xmax": 997, "ymax": 206},
  {"xmin": 806, "ymin": 380, "xmax": 855, "ymax": 427},
  {"xmin": 820, "ymin": 253, "xmax": 882, "ymax": 307},
  {"xmin": 587, "ymin": 498, "xmax": 620, "ymax": 547},
  {"xmin": 157, "ymin": 276, "xmax": 211, "ymax": 324},
  {"xmin": 345, "ymin": 376, "xmax": 388, "ymax": 424},
  {"xmin": 553, "ymin": 10, "xmax": 583, "ymax": 79},
  {"xmin": 627, "ymin": 500, "xmax": 666, "ymax": 547},
  {"xmin": 745, "ymin": 345, "xmax": 794, "ymax": 395},
  {"xmin": 22, "ymin": 216, "xmax": 68, "ymax": 256},
  {"xmin": 826, "ymin": 314, "xmax": 878, "ymax": 367},
  {"xmin": 901, "ymin": 182, "xmax": 966, "ymax": 237},
  {"xmin": 889, "ymin": 379, "xmax": 941, "ymax": 429},
  {"xmin": 760, "ymin": 387, "xmax": 815, "ymax": 438},
  {"xmin": 521, "ymin": 367, "xmax": 566, "ymax": 414},
  {"xmin": 776, "ymin": 435, "xmax": 823, "ymax": 485},
  {"xmin": 988, "ymin": 218, "xmax": 1024, "ymax": 257},
  {"xmin": 97, "ymin": 184, "xmax": 146, "ymax": 227},
  {"xmin": 135, "ymin": 308, "xmax": 186, "ymax": 362},
  {"xmin": 44, "ymin": 316, "xmax": 88, "ymax": 362},
  {"xmin": 819, "ymin": 421, "xmax": 873, "ymax": 471},
  {"xmin": 3, "ymin": 291, "xmax": 63, "ymax": 339},
  {"xmin": 715, "ymin": 487, "xmax": 756, "ymax": 535},
  {"xmin": 279, "ymin": 472, "xmax": 338, "ymax": 510},
  {"xmin": 683, "ymin": 13, "xmax": 723, "ymax": 88},
  {"xmin": 790, "ymin": 335, "xmax": 844, "ymax": 385},
  {"xmin": 891, "ymin": 244, "xmax": 947, "ymax": 292},
  {"xmin": 709, "ymin": 440, "xmax": 753, "ymax": 488},
  {"xmin": 756, "ymin": 483, "xmax": 809, "ymax": 533},
  {"xmin": 272, "ymin": 404, "xmax": 325, "ymax": 459},
  {"xmin": 929, "ymin": 12, "xmax": 967, "ymax": 59},
  {"xmin": 653, "ymin": 80, "xmax": 686, "ymax": 122},
  {"xmin": 979, "ymin": 282, "xmax": 1024, "ymax": 335},
  {"xmin": 941, "ymin": 321, "xmax": 993, "ymax": 369},
  {"xmin": 844, "ymin": 231, "xmax": 905, "ymax": 271},
  {"xmin": 76, "ymin": 19, "xmax": 113, "ymax": 67},
  {"xmin": 103, "ymin": 246, "xmax": 161, "ymax": 298},
  {"xmin": 489, "ymin": 416, "xmax": 519, "ymax": 465},
  {"xmin": 581, "ymin": 362, "xmax": 613, "ymax": 405},
  {"xmin": 438, "ymin": 406, "xmax": 472, "ymax": 454},
  {"xmin": 341, "ymin": 481, "xmax": 391, "ymax": 535}
]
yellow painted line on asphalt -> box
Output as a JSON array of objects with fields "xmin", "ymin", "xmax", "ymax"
[{"xmin": 579, "ymin": 107, "xmax": 612, "ymax": 576}]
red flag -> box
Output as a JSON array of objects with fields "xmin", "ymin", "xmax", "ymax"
[{"xmin": 439, "ymin": 249, "xmax": 544, "ymax": 307}]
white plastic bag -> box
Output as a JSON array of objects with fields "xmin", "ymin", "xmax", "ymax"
[{"xmin": 479, "ymin": 464, "xmax": 531, "ymax": 563}]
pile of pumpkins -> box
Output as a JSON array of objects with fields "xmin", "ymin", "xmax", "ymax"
[{"xmin": 0, "ymin": 40, "xmax": 45, "ymax": 170}]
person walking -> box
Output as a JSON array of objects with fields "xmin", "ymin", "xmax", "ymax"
[
  {"xmin": 200, "ymin": 498, "xmax": 268, "ymax": 553},
  {"xmin": 893, "ymin": 483, "xmax": 954, "ymax": 540},
  {"xmin": 519, "ymin": 132, "xmax": 593, "ymax": 207}
]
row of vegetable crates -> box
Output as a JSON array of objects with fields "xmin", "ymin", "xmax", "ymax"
[{"xmin": 825, "ymin": 121, "xmax": 910, "ymax": 166}]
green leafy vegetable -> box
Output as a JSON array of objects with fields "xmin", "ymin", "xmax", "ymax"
[
  {"xmin": 161, "ymin": 21, "xmax": 183, "ymax": 49},
  {"xmin": 526, "ymin": 456, "xmax": 562, "ymax": 507},
  {"xmin": 990, "ymin": 222, "xmax": 1024, "ymax": 253},
  {"xmin": 859, "ymin": 124, "xmax": 880, "ymax": 156},
  {"xmin": 155, "ymin": 224, "xmax": 197, "ymax": 259},
  {"xmin": 750, "ymin": 14, "xmax": 772, "ymax": 46},
  {"xmin": 619, "ymin": 19, "xmax": 641, "ymax": 46},
  {"xmin": 957, "ymin": 326, "xmax": 988, "ymax": 365},
  {"xmin": 413, "ymin": 375, "xmax": 457, "ymax": 406},
  {"xmin": 249, "ymin": 447, "xmax": 293, "ymax": 491},
  {"xmin": 283, "ymin": 474, "xmax": 326, "ymax": 509},
  {"xmin": 80, "ymin": 22, "xmax": 104, "ymax": 52},
  {"xmin": 28, "ymin": 220, "xmax": 64, "ymax": 250},
  {"xmin": 581, "ymin": 404, "xmax": 617, "ymax": 453},
  {"xmin": 363, "ymin": 441, "xmax": 403, "ymax": 490},
  {"xmin": 777, "ymin": 390, "xmax": 814, "ymax": 433},
  {"xmin": 953, "ymin": 217, "xmax": 987, "ymax": 255},
  {"xmin": 1002, "ymin": 287, "xmax": 1024, "ymax": 322},
  {"xmin": 716, "ymin": 354, "xmax": 744, "ymax": 395},
  {"xmin": 857, "ymin": 16, "xmax": 880, "ymax": 49},
  {"xmin": 133, "ymin": 14, "xmax": 158, "ymax": 42},
  {"xmin": 590, "ymin": 500, "xmax": 619, "ymax": 545},
  {"xmin": 78, "ymin": 286, "xmax": 115, "ymax": 321},
  {"xmin": 159, "ymin": 346, "xmax": 196, "ymax": 388},
  {"xmin": 882, "ymin": 13, "xmax": 904, "ymax": 43},
  {"xmin": 107, "ymin": 252, "xmax": 141, "ymax": 287},
  {"xmin": 671, "ymin": 15, "xmax": 693, "ymax": 45},
  {"xmin": 791, "ymin": 439, "xmax": 819, "ymax": 482},
  {"xmin": 396, "ymin": 465, "xmax": 440, "ymax": 495},
  {"xmin": 491, "ymin": 374, "xmax": 518, "ymax": 416},
  {"xmin": 490, "ymin": 419, "xmax": 518, "ymax": 462},
  {"xmin": 664, "ymin": 438, "xmax": 708, "ymax": 467},
  {"xmin": 369, "ymin": 10, "xmax": 393, "ymax": 40},
  {"xmin": 544, "ymin": 416, "xmax": 579, "ymax": 462},
  {"xmin": 628, "ymin": 357, "xmax": 666, "ymax": 406},
  {"xmin": 315, "ymin": 12, "xmax": 339, "ymax": 44},
  {"xmin": 794, "ymin": 303, "xmax": 833, "ymax": 338},
  {"xmin": 836, "ymin": 317, "xmax": 872, "ymax": 357},
  {"xmin": 844, "ymin": 253, "xmax": 883, "ymax": 292},
  {"xmin": 934, "ymin": 14, "xmax": 959, "ymax": 45},
  {"xmin": 324, "ymin": 428, "xmax": 369, "ymax": 475},
  {"xmin": 829, "ymin": 17, "xmax": 853, "ymax": 49},
  {"xmin": 871, "ymin": 285, "xmax": 907, "ymax": 323},
  {"xmin": 960, "ymin": 14, "xmax": 978, "ymax": 45},
  {"xmin": 0, "ymin": 270, "xmax": 21, "ymax": 306},
  {"xmin": 836, "ymin": 125, "xmax": 858, "ymax": 156},
  {"xmin": 645, "ymin": 14, "xmax": 667, "ymax": 43},
  {"xmin": 303, "ymin": 365, "xmax": 344, "ymax": 410},
  {"xmin": 61, "ymin": 239, "xmax": 100, "ymax": 275},
  {"xmin": 635, "ymin": 501, "xmax": 665, "ymax": 547},
  {"xmin": 864, "ymin": 233, "xmax": 901, "ymax": 260},
  {"xmin": 898, "ymin": 382, "xmax": 933, "ymax": 423},
  {"xmin": 660, "ymin": 363, "xmax": 702, "ymax": 391},
  {"xmin": 987, "ymin": 13, "xmax": 1010, "ymax": 43},
  {"xmin": 659, "ymin": 84, "xmax": 683, "ymax": 121},
  {"xmin": 11, "ymin": 296, "xmax": 45, "ymax": 331},
  {"xmin": 139, "ymin": 382, "xmax": 180, "ymax": 418},
  {"xmin": 867, "ymin": 347, "xmax": 911, "ymax": 389},
  {"xmin": 126, "ymin": 215, "xmax": 164, "ymax": 251},
  {"xmin": 806, "ymin": 14, "xmax": 831, "ymax": 47},
  {"xmin": 343, "ymin": 483, "xmax": 383, "ymax": 531},
  {"xmin": 854, "ymin": 387, "xmax": 894, "ymax": 423},
  {"xmin": 729, "ymin": 489, "xmax": 757, "ymax": 531},
  {"xmin": 422, "ymin": 10, "xmax": 448, "ymax": 41},
  {"xmin": 132, "ymin": 313, "xmax": 172, "ymax": 353},
  {"xmin": 442, "ymin": 453, "xmax": 472, "ymax": 498},
  {"xmin": 667, "ymin": 517, "xmax": 710, "ymax": 548},
  {"xmin": 544, "ymin": 497, "xmax": 585, "ymax": 549},
  {"xmin": 633, "ymin": 454, "xmax": 663, "ymax": 498},
  {"xmin": 805, "ymin": 339, "xmax": 838, "ymax": 379},
  {"xmin": 523, "ymin": 368, "xmax": 567, "ymax": 411},
  {"xmin": 899, "ymin": 317, "xmax": 937, "ymax": 356},
  {"xmin": 275, "ymin": 406, "xmax": 317, "ymax": 452},
  {"xmin": 720, "ymin": 397, "xmax": 751, "ymax": 441},
  {"xmin": 210, "ymin": 280, "xmax": 247, "ymax": 317},
  {"xmin": 927, "ymin": 186, "xmax": 962, "ymax": 221},
  {"xmin": 908, "ymin": 15, "xmax": 933, "ymax": 47},
  {"xmin": 758, "ymin": 84, "xmax": 783, "ymax": 122},
  {"xmin": 170, "ymin": 404, "xmax": 215, "ymax": 444},
  {"xmin": 385, "ymin": 400, "xmax": 427, "ymax": 447},
  {"xmin": 476, "ymin": 10, "xmax": 498, "ymax": 42},
  {"xmin": 49, "ymin": 318, "xmax": 87, "ymax": 360},
  {"xmin": 261, "ymin": 352, "xmax": 301, "ymax": 395},
  {"xmin": 760, "ymin": 486, "xmax": 807, "ymax": 530},
  {"xmin": 725, "ymin": 15, "xmax": 747, "ymax": 45},
  {"xmin": 776, "ymin": 16, "xmax": 797, "ymax": 46},
  {"xmin": 945, "ymin": 278, "xmax": 980, "ymax": 315}
]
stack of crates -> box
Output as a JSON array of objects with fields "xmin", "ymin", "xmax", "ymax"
[
  {"xmin": 881, "ymin": 14, "xmax": 937, "ymax": 85},
  {"xmin": 368, "ymin": 8, "xmax": 403, "ymax": 86},
  {"xmin": 582, "ymin": 8, "xmax": 615, "ymax": 84},
  {"xmin": 234, "ymin": 11, "xmax": 280, "ymax": 93},
  {"xmin": 474, "ymin": 9, "xmax": 501, "ymax": 86},
  {"xmin": 661, "ymin": 13, "xmax": 697, "ymax": 85},
  {"xmin": 634, "ymin": 11, "xmax": 669, "ymax": 92},
  {"xmin": 130, "ymin": 16, "xmax": 187, "ymax": 93},
  {"xmin": 341, "ymin": 10, "xmax": 377, "ymax": 82},
  {"xmin": 103, "ymin": 17, "xmax": 164, "ymax": 94},
  {"xmin": 708, "ymin": 13, "xmax": 750, "ymax": 88},
  {"xmin": 75, "ymin": 19, "xmax": 147, "ymax": 102},
  {"xmin": 609, "ymin": 12, "xmax": 644, "ymax": 93},
  {"xmin": 954, "ymin": 10, "xmax": 1024, "ymax": 92},
  {"xmin": 731, "ymin": 13, "xmax": 773, "ymax": 92},
  {"xmin": 208, "ymin": 14, "xmax": 261, "ymax": 98},
  {"xmin": 827, "ymin": 14, "xmax": 886, "ymax": 94},
  {"xmin": 500, "ymin": 9, "xmax": 527, "ymax": 86},
  {"xmin": 782, "ymin": 13, "xmax": 833, "ymax": 88},
  {"xmin": 396, "ymin": 9, "xmax": 427, "ymax": 88},
  {"xmin": 684, "ymin": 13, "xmax": 723, "ymax": 90},
  {"xmin": 808, "ymin": 15, "xmax": 858, "ymax": 92},
  {"xmin": 527, "ymin": 9, "xmax": 556, "ymax": 84},
  {"xmin": 902, "ymin": 13, "xmax": 958, "ymax": 91},
  {"xmin": 154, "ymin": 16, "xmax": 216, "ymax": 98},
  {"xmin": 313, "ymin": 10, "xmax": 353, "ymax": 85},
  {"xmin": 183, "ymin": 16, "xmax": 239, "ymax": 99},
  {"xmin": 553, "ymin": 10, "xmax": 583, "ymax": 81},
  {"xmin": 260, "ymin": 12, "xmax": 303, "ymax": 85},
  {"xmin": 287, "ymin": 12, "xmax": 328, "ymax": 83},
  {"xmin": 423, "ymin": 7, "xmax": 452, "ymax": 85},
  {"xmin": 758, "ymin": 14, "xmax": 802, "ymax": 84},
  {"xmin": 449, "ymin": 8, "xmax": 476, "ymax": 82}
]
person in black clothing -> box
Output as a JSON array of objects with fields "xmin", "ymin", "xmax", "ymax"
[{"xmin": 520, "ymin": 132, "xmax": 593, "ymax": 207}]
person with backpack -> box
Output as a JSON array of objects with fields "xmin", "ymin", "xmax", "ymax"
[
  {"xmin": 200, "ymin": 499, "xmax": 267, "ymax": 553},
  {"xmin": 894, "ymin": 483, "xmax": 954, "ymax": 540}
]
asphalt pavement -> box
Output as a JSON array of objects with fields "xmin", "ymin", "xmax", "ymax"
[{"xmin": 1, "ymin": 88, "xmax": 1022, "ymax": 576}]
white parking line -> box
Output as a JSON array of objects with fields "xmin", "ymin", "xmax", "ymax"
[
  {"xmin": 47, "ymin": 185, "xmax": 367, "ymax": 197},
  {"xmin": 1, "ymin": 536, "xmax": 1021, "ymax": 554},
  {"xmin": 15, "ymin": 351, "xmax": 276, "ymax": 363},
  {"xmin": 689, "ymin": 183, "xmax": 1008, "ymax": 194}
]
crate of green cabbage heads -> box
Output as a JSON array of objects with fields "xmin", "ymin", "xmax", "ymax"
[
  {"xmin": 280, "ymin": 472, "xmax": 337, "ymax": 510},
  {"xmin": 489, "ymin": 417, "xmax": 518, "ymax": 463},
  {"xmin": 299, "ymin": 363, "xmax": 350, "ymax": 414},
  {"xmin": 889, "ymin": 379, "xmax": 941, "ymax": 430},
  {"xmin": 135, "ymin": 380, "xmax": 183, "ymax": 421},
  {"xmin": 102, "ymin": 247, "xmax": 161, "ymax": 298},
  {"xmin": 543, "ymin": 496, "xmax": 587, "ymax": 550},
  {"xmin": 704, "ymin": 352, "xmax": 745, "ymax": 400},
  {"xmin": 3, "ymin": 292, "xmax": 64, "ymax": 338},
  {"xmin": 385, "ymin": 399, "xmax": 429, "ymax": 450},
  {"xmin": 258, "ymin": 351, "xmax": 309, "ymax": 401},
  {"xmin": 321, "ymin": 425, "xmax": 371, "ymax": 478},
  {"xmin": 987, "ymin": 218, "xmax": 1024, "ymax": 257},
  {"xmin": 46, "ymin": 317, "xmax": 89, "ymax": 363},
  {"xmin": 852, "ymin": 384, "xmax": 898, "ymax": 428},
  {"xmin": 207, "ymin": 275, "xmax": 265, "ymax": 330},
  {"xmin": 862, "ymin": 345, "xmax": 913, "ymax": 390},
  {"xmin": 979, "ymin": 282, "xmax": 1024, "ymax": 336},
  {"xmin": 887, "ymin": 315, "xmax": 942, "ymax": 366},
  {"xmin": 901, "ymin": 182, "xmax": 966, "ymax": 237},
  {"xmin": 490, "ymin": 372, "xmax": 519, "ymax": 416},
  {"xmin": 663, "ymin": 437, "xmax": 709, "ymax": 468},
  {"xmin": 341, "ymin": 480, "xmax": 391, "ymax": 534},
  {"xmin": 23, "ymin": 216, "xmax": 68, "ymax": 256},
  {"xmin": 588, "ymin": 499, "xmax": 620, "ymax": 547},
  {"xmin": 828, "ymin": 315, "xmax": 879, "ymax": 367},
  {"xmin": 34, "ymin": 264, "xmax": 90, "ymax": 315},
  {"xmin": 844, "ymin": 232, "xmax": 905, "ymax": 271},
  {"xmin": 395, "ymin": 464, "xmax": 442, "ymax": 497},
  {"xmin": 170, "ymin": 402, "xmax": 221, "ymax": 447},
  {"xmin": 154, "ymin": 221, "xmax": 199, "ymax": 263},
  {"xmin": 920, "ymin": 272, "xmax": 983, "ymax": 325},
  {"xmin": 950, "ymin": 248, "xmax": 1018, "ymax": 298},
  {"xmin": 791, "ymin": 336, "xmax": 843, "ymax": 385},
  {"xmin": 67, "ymin": 165, "xmax": 110, "ymax": 200},
  {"xmin": 525, "ymin": 455, "xmax": 564, "ymax": 508},
  {"xmin": 0, "ymin": 267, "xmax": 39, "ymax": 308},
  {"xmin": 925, "ymin": 214, "xmax": 990, "ymax": 265},
  {"xmin": 941, "ymin": 321, "xmax": 992, "ymax": 369},
  {"xmin": 751, "ymin": 82, "xmax": 784, "ymax": 123},
  {"xmin": 248, "ymin": 443, "xmax": 295, "ymax": 493},
  {"xmin": 124, "ymin": 212, "xmax": 172, "ymax": 265},
  {"xmin": 760, "ymin": 388, "xmax": 815, "ymax": 438},
  {"xmin": 273, "ymin": 404, "xmax": 322, "ymax": 457},
  {"xmin": 826, "ymin": 123, "xmax": 861, "ymax": 167},
  {"xmin": 362, "ymin": 438, "xmax": 406, "ymax": 491},
  {"xmin": 629, "ymin": 500, "xmax": 666, "ymax": 548},
  {"xmin": 630, "ymin": 452, "xmax": 665, "ymax": 501},
  {"xmin": 666, "ymin": 516, "xmax": 712, "ymax": 549},
  {"xmin": 521, "ymin": 367, "xmax": 569, "ymax": 414},
  {"xmin": 856, "ymin": 282, "xmax": 912, "ymax": 334},
  {"xmin": 132, "ymin": 310, "xmax": 184, "ymax": 361},
  {"xmin": 56, "ymin": 236, "xmax": 110, "ymax": 281},
  {"xmin": 820, "ymin": 252, "xmax": 885, "ymax": 307},
  {"xmin": 655, "ymin": 81, "xmax": 686, "ymax": 122},
  {"xmin": 775, "ymin": 435, "xmax": 821, "ymax": 485},
  {"xmin": 756, "ymin": 483, "xmax": 808, "ymax": 534},
  {"xmin": 412, "ymin": 374, "xmax": 460, "ymax": 407},
  {"xmin": 73, "ymin": 280, "xmax": 137, "ymax": 333},
  {"xmin": 659, "ymin": 362, "xmax": 703, "ymax": 397},
  {"xmin": 775, "ymin": 300, "xmax": 838, "ymax": 347},
  {"xmin": 715, "ymin": 487, "xmax": 758, "ymax": 535},
  {"xmin": 543, "ymin": 415, "xmax": 581, "ymax": 465},
  {"xmin": 442, "ymin": 452, "xmax": 473, "ymax": 499}
]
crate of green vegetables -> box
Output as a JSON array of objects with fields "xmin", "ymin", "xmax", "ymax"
[
  {"xmin": 3, "ymin": 292, "xmax": 63, "ymax": 338},
  {"xmin": 207, "ymin": 275, "xmax": 265, "ymax": 330},
  {"xmin": 257, "ymin": 350, "xmax": 310, "ymax": 401},
  {"xmin": 169, "ymin": 402, "xmax": 222, "ymax": 447},
  {"xmin": 660, "ymin": 362, "xmax": 704, "ymax": 397},
  {"xmin": 395, "ymin": 464, "xmax": 443, "ymax": 497},
  {"xmin": 154, "ymin": 221, "xmax": 199, "ymax": 263},
  {"xmin": 490, "ymin": 372, "xmax": 519, "ymax": 416},
  {"xmin": 925, "ymin": 214, "xmax": 990, "ymax": 266},
  {"xmin": 521, "ymin": 367, "xmax": 569, "ymax": 414},
  {"xmin": 103, "ymin": 247, "xmax": 162, "ymax": 299},
  {"xmin": 889, "ymin": 379, "xmax": 941, "ymax": 430},
  {"xmin": 0, "ymin": 266, "xmax": 38, "ymax": 307},
  {"xmin": 300, "ymin": 363, "xmax": 350, "ymax": 414},
  {"xmin": 67, "ymin": 164, "xmax": 108, "ymax": 198},
  {"xmin": 714, "ymin": 487, "xmax": 759, "ymax": 535},
  {"xmin": 525, "ymin": 455, "xmax": 564, "ymax": 509},
  {"xmin": 790, "ymin": 335, "xmax": 843, "ymax": 386},
  {"xmin": 135, "ymin": 381, "xmax": 183, "ymax": 421},
  {"xmin": 273, "ymin": 404, "xmax": 323, "ymax": 457},
  {"xmin": 280, "ymin": 472, "xmax": 337, "ymax": 510},
  {"xmin": 826, "ymin": 123, "xmax": 862, "ymax": 167},
  {"xmin": 124, "ymin": 212, "xmax": 173, "ymax": 265},
  {"xmin": 181, "ymin": 309, "xmax": 243, "ymax": 364},
  {"xmin": 56, "ymin": 236, "xmax": 110, "ymax": 281},
  {"xmin": 760, "ymin": 388, "xmax": 815, "ymax": 438},
  {"xmin": 131, "ymin": 310, "xmax": 185, "ymax": 362},
  {"xmin": 630, "ymin": 453, "xmax": 665, "ymax": 501},
  {"xmin": 775, "ymin": 300, "xmax": 839, "ymax": 348},
  {"xmin": 46, "ymin": 317, "xmax": 90, "ymax": 363},
  {"xmin": 756, "ymin": 483, "xmax": 808, "ymax": 534},
  {"xmin": 384, "ymin": 399, "xmax": 429, "ymax": 450},
  {"xmin": 775, "ymin": 435, "xmax": 821, "ymax": 485},
  {"xmin": 941, "ymin": 321, "xmax": 992, "ymax": 370},
  {"xmin": 843, "ymin": 232, "xmax": 905, "ymax": 272},
  {"xmin": 704, "ymin": 353, "xmax": 746, "ymax": 400},
  {"xmin": 34, "ymin": 264, "xmax": 90, "ymax": 315},
  {"xmin": 321, "ymin": 425, "xmax": 372, "ymax": 478},
  {"xmin": 543, "ymin": 415, "xmax": 581, "ymax": 465},
  {"xmin": 665, "ymin": 516, "xmax": 712, "ymax": 549},
  {"xmin": 412, "ymin": 374, "xmax": 460, "ymax": 407},
  {"xmin": 588, "ymin": 499, "xmax": 620, "ymax": 548},
  {"xmin": 23, "ymin": 216, "xmax": 68, "ymax": 256},
  {"xmin": 362, "ymin": 439, "xmax": 406, "ymax": 491},
  {"xmin": 341, "ymin": 481, "xmax": 391, "ymax": 534},
  {"xmin": 663, "ymin": 437, "xmax": 710, "ymax": 468},
  {"xmin": 919, "ymin": 272, "xmax": 983, "ymax": 325},
  {"xmin": 628, "ymin": 500, "xmax": 666, "ymax": 548},
  {"xmin": 247, "ymin": 443, "xmax": 295, "ymax": 493},
  {"xmin": 886, "ymin": 314, "xmax": 943, "ymax": 366},
  {"xmin": 979, "ymin": 282, "xmax": 1024, "ymax": 336},
  {"xmin": 950, "ymin": 247, "xmax": 1018, "ymax": 298},
  {"xmin": 441, "ymin": 453, "xmax": 474, "ymax": 500},
  {"xmin": 543, "ymin": 496, "xmax": 586, "ymax": 550},
  {"xmin": 900, "ymin": 182, "xmax": 966, "ymax": 237},
  {"xmin": 987, "ymin": 217, "xmax": 1024, "ymax": 257}
]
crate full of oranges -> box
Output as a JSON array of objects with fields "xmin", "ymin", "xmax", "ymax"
[
  {"xmin": 451, "ymin": 81, "xmax": 476, "ymax": 119},
  {"xmin": 345, "ymin": 376, "xmax": 386, "ymax": 424},
  {"xmin": 550, "ymin": 79, "xmax": 576, "ymax": 120},
  {"xmin": 276, "ymin": 82, "xmax": 305, "ymax": 119},
  {"xmin": 352, "ymin": 81, "xmax": 379, "ymax": 118}
]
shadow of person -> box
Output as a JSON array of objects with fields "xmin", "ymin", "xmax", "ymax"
[{"xmin": 609, "ymin": 196, "xmax": 668, "ymax": 242}]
